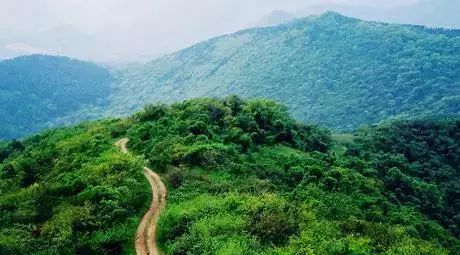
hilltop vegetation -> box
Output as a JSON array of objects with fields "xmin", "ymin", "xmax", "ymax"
[
  {"xmin": 111, "ymin": 12, "xmax": 460, "ymax": 130},
  {"xmin": 0, "ymin": 55, "xmax": 111, "ymax": 139},
  {"xmin": 3, "ymin": 97, "xmax": 457, "ymax": 254},
  {"xmin": 0, "ymin": 120, "xmax": 148, "ymax": 254},
  {"xmin": 124, "ymin": 97, "xmax": 459, "ymax": 254}
]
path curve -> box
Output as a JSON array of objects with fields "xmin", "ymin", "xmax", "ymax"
[{"xmin": 115, "ymin": 138, "xmax": 167, "ymax": 255}]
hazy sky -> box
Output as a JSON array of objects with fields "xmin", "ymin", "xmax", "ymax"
[
  {"xmin": 0, "ymin": 0, "xmax": 427, "ymax": 63},
  {"xmin": 0, "ymin": 0, "xmax": 417, "ymax": 32}
]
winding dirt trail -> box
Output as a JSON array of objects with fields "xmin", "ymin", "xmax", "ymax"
[{"xmin": 115, "ymin": 138, "xmax": 167, "ymax": 255}]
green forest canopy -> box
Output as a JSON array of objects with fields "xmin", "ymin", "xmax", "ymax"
[
  {"xmin": 1, "ymin": 12, "xmax": 460, "ymax": 139},
  {"xmin": 1, "ymin": 97, "xmax": 458, "ymax": 254}
]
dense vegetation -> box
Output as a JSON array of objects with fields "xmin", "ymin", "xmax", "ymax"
[
  {"xmin": 125, "ymin": 97, "xmax": 458, "ymax": 254},
  {"xmin": 0, "ymin": 97, "xmax": 459, "ymax": 254},
  {"xmin": 111, "ymin": 12, "xmax": 460, "ymax": 130},
  {"xmin": 348, "ymin": 119, "xmax": 460, "ymax": 238},
  {"xmin": 0, "ymin": 120, "xmax": 149, "ymax": 254},
  {"xmin": 0, "ymin": 55, "xmax": 111, "ymax": 139}
]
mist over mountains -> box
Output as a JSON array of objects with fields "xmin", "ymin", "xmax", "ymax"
[
  {"xmin": 0, "ymin": 3, "xmax": 459, "ymax": 254},
  {"xmin": 0, "ymin": 0, "xmax": 458, "ymax": 64}
]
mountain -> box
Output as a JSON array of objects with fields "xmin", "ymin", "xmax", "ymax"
[
  {"xmin": 109, "ymin": 12, "xmax": 460, "ymax": 131},
  {"xmin": 0, "ymin": 55, "xmax": 112, "ymax": 139},
  {"xmin": 0, "ymin": 97, "xmax": 458, "ymax": 254},
  {"xmin": 300, "ymin": 0, "xmax": 460, "ymax": 29},
  {"xmin": 1, "ymin": 13, "xmax": 460, "ymax": 139}
]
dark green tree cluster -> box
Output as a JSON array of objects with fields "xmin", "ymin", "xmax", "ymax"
[
  {"xmin": 127, "ymin": 97, "xmax": 330, "ymax": 170},
  {"xmin": 346, "ymin": 119, "xmax": 460, "ymax": 239},
  {"xmin": 125, "ymin": 97, "xmax": 458, "ymax": 254}
]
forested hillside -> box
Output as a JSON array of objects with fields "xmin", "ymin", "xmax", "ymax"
[
  {"xmin": 348, "ymin": 119, "xmax": 460, "ymax": 238},
  {"xmin": 1, "ymin": 97, "xmax": 458, "ymax": 254},
  {"xmin": 2, "ymin": 13, "xmax": 460, "ymax": 139},
  {"xmin": 110, "ymin": 12, "xmax": 460, "ymax": 130},
  {"xmin": 0, "ymin": 55, "xmax": 111, "ymax": 139}
]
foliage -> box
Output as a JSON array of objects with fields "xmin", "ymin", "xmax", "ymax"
[
  {"xmin": 347, "ymin": 119, "xmax": 460, "ymax": 239},
  {"xmin": 0, "ymin": 120, "xmax": 148, "ymax": 254},
  {"xmin": 126, "ymin": 97, "xmax": 458, "ymax": 254},
  {"xmin": 1, "ymin": 97, "xmax": 459, "ymax": 254},
  {"xmin": 3, "ymin": 13, "xmax": 460, "ymax": 139}
]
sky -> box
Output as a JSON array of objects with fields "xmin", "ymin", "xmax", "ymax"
[
  {"xmin": 0, "ymin": 0, "xmax": 444, "ymax": 63},
  {"xmin": 0, "ymin": 0, "xmax": 416, "ymax": 32}
]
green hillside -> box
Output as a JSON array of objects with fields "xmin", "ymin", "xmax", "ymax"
[
  {"xmin": 0, "ymin": 55, "xmax": 112, "ymax": 139},
  {"xmin": 1, "ymin": 97, "xmax": 458, "ymax": 254},
  {"xmin": 1, "ymin": 13, "xmax": 459, "ymax": 139},
  {"xmin": 110, "ymin": 12, "xmax": 460, "ymax": 130}
]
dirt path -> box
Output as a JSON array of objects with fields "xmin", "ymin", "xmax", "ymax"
[{"xmin": 115, "ymin": 138, "xmax": 167, "ymax": 255}]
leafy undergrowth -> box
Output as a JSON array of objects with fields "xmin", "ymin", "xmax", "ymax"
[{"xmin": 0, "ymin": 120, "xmax": 149, "ymax": 254}]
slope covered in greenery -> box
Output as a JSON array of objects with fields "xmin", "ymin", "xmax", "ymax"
[
  {"xmin": 2, "ymin": 13, "xmax": 459, "ymax": 139},
  {"xmin": 0, "ymin": 120, "xmax": 149, "ymax": 254},
  {"xmin": 0, "ymin": 55, "xmax": 112, "ymax": 139},
  {"xmin": 110, "ymin": 12, "xmax": 460, "ymax": 130},
  {"xmin": 348, "ymin": 119, "xmax": 460, "ymax": 238},
  {"xmin": 125, "ymin": 97, "xmax": 459, "ymax": 254},
  {"xmin": 1, "ymin": 97, "xmax": 459, "ymax": 254}
]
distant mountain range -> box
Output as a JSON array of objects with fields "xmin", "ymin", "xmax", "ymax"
[
  {"xmin": 1, "ymin": 12, "xmax": 459, "ymax": 139},
  {"xmin": 109, "ymin": 12, "xmax": 460, "ymax": 130},
  {"xmin": 1, "ymin": 1, "xmax": 458, "ymax": 64},
  {"xmin": 386, "ymin": 0, "xmax": 460, "ymax": 28},
  {"xmin": 251, "ymin": 0, "xmax": 460, "ymax": 29}
]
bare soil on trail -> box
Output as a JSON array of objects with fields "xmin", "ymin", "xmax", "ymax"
[{"xmin": 115, "ymin": 138, "xmax": 167, "ymax": 255}]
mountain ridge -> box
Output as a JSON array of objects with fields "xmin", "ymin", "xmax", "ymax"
[
  {"xmin": 107, "ymin": 12, "xmax": 460, "ymax": 130},
  {"xmin": 1, "ymin": 12, "xmax": 459, "ymax": 139}
]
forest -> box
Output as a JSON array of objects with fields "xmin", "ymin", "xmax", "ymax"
[
  {"xmin": 110, "ymin": 12, "xmax": 460, "ymax": 131},
  {"xmin": 0, "ymin": 55, "xmax": 112, "ymax": 139},
  {"xmin": 1, "ymin": 12, "xmax": 460, "ymax": 140},
  {"xmin": 0, "ymin": 97, "xmax": 458, "ymax": 254}
]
